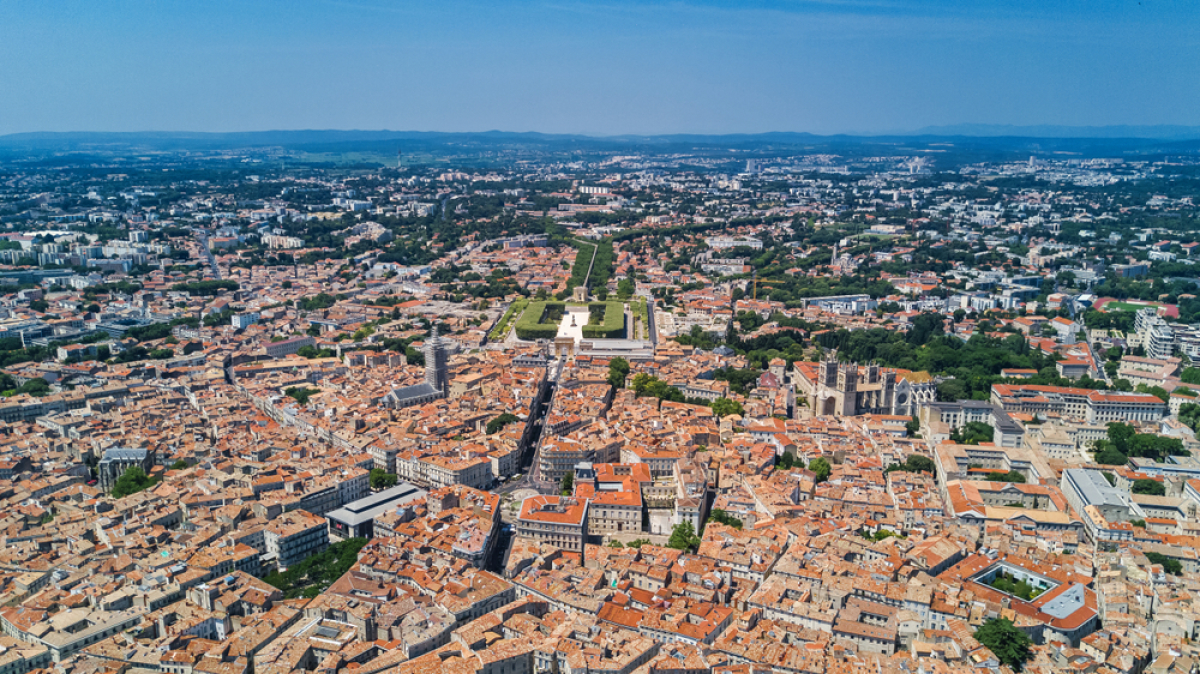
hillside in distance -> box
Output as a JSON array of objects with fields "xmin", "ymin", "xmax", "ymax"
[{"xmin": 2, "ymin": 127, "xmax": 1199, "ymax": 163}]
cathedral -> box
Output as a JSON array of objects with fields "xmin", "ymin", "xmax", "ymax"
[
  {"xmin": 383, "ymin": 327, "xmax": 451, "ymax": 409},
  {"xmin": 794, "ymin": 356, "xmax": 936, "ymax": 418}
]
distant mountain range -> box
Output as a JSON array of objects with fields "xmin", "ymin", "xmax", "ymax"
[
  {"xmin": 1, "ymin": 127, "xmax": 1198, "ymax": 158},
  {"xmin": 910, "ymin": 124, "xmax": 1200, "ymax": 140},
  {"xmin": 3, "ymin": 124, "xmax": 1200, "ymax": 146}
]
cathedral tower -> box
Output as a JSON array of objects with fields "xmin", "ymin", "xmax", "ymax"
[{"xmin": 424, "ymin": 326, "xmax": 450, "ymax": 393}]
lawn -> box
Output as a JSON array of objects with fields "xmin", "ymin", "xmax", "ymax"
[
  {"xmin": 293, "ymin": 151, "xmax": 397, "ymax": 166},
  {"xmin": 1105, "ymin": 301, "xmax": 1159, "ymax": 312}
]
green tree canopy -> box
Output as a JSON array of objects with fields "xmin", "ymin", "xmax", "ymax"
[
  {"xmin": 487, "ymin": 413, "xmax": 520, "ymax": 435},
  {"xmin": 1107, "ymin": 422, "xmax": 1137, "ymax": 452},
  {"xmin": 171, "ymin": 280, "xmax": 238, "ymax": 296},
  {"xmin": 285, "ymin": 387, "xmax": 320, "ymax": 405},
  {"xmin": 608, "ymin": 357, "xmax": 630, "ymax": 389},
  {"xmin": 15, "ymin": 378, "xmax": 51, "ymax": 397},
  {"xmin": 1093, "ymin": 441, "xmax": 1129, "ymax": 466},
  {"xmin": 667, "ymin": 521, "xmax": 702, "ymax": 552},
  {"xmin": 974, "ymin": 618, "xmax": 1033, "ymax": 671},
  {"xmin": 263, "ymin": 537, "xmax": 367, "ymax": 599},
  {"xmin": 712, "ymin": 367, "xmax": 762, "ymax": 396},
  {"xmin": 1132, "ymin": 478, "xmax": 1165, "ymax": 496},
  {"xmin": 1098, "ymin": 422, "xmax": 1187, "ymax": 463},
  {"xmin": 707, "ymin": 508, "xmax": 743, "ymax": 530},
  {"xmin": 111, "ymin": 466, "xmax": 157, "ymax": 498},
  {"xmin": 985, "ymin": 470, "xmax": 1027, "ymax": 484},
  {"xmin": 1180, "ymin": 402, "xmax": 1200, "ymax": 432},
  {"xmin": 950, "ymin": 421, "xmax": 994, "ymax": 445},
  {"xmin": 809, "ymin": 457, "xmax": 832, "ymax": 483},
  {"xmin": 369, "ymin": 468, "xmax": 398, "ymax": 491},
  {"xmin": 1145, "ymin": 551, "xmax": 1183, "ymax": 575},
  {"xmin": 886, "ymin": 454, "xmax": 936, "ymax": 474},
  {"xmin": 710, "ymin": 397, "xmax": 744, "ymax": 418}
]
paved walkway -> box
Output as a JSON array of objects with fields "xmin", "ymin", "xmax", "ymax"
[{"xmin": 555, "ymin": 306, "xmax": 590, "ymax": 344}]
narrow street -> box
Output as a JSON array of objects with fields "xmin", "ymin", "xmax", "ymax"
[{"xmin": 192, "ymin": 229, "xmax": 222, "ymax": 280}]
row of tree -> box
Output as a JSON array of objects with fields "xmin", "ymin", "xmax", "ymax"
[{"xmin": 1092, "ymin": 421, "xmax": 1188, "ymax": 465}]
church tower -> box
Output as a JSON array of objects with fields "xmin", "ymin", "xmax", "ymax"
[
  {"xmin": 424, "ymin": 326, "xmax": 450, "ymax": 393},
  {"xmin": 882, "ymin": 370, "xmax": 897, "ymax": 413},
  {"xmin": 866, "ymin": 363, "xmax": 880, "ymax": 385},
  {"xmin": 820, "ymin": 356, "xmax": 838, "ymax": 388},
  {"xmin": 837, "ymin": 363, "xmax": 858, "ymax": 416}
]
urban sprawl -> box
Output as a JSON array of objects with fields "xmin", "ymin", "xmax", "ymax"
[{"xmin": 0, "ymin": 143, "xmax": 1199, "ymax": 674}]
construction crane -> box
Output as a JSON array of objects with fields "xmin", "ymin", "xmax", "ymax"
[
  {"xmin": 749, "ymin": 270, "xmax": 786, "ymax": 301},
  {"xmin": 754, "ymin": 279, "xmax": 786, "ymax": 301}
]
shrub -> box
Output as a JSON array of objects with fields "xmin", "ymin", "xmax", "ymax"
[
  {"xmin": 581, "ymin": 301, "xmax": 625, "ymax": 339},
  {"xmin": 514, "ymin": 301, "xmax": 567, "ymax": 340}
]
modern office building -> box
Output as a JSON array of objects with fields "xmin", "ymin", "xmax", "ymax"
[
  {"xmin": 1059, "ymin": 469, "xmax": 1142, "ymax": 545},
  {"xmin": 325, "ymin": 482, "xmax": 426, "ymax": 540}
]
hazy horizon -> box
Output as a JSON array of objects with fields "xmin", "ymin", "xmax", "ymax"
[
  {"xmin": 5, "ymin": 124, "xmax": 1200, "ymax": 142},
  {"xmin": 2, "ymin": 0, "xmax": 1197, "ymax": 137}
]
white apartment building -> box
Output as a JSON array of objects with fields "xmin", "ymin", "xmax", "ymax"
[
  {"xmin": 1086, "ymin": 391, "xmax": 1168, "ymax": 424},
  {"xmin": 516, "ymin": 496, "xmax": 588, "ymax": 553},
  {"xmin": 991, "ymin": 384, "xmax": 1166, "ymax": 424},
  {"xmin": 705, "ymin": 236, "xmax": 763, "ymax": 251},
  {"xmin": 265, "ymin": 510, "xmax": 328, "ymax": 569}
]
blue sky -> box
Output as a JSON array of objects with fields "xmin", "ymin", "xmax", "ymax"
[{"xmin": 0, "ymin": 0, "xmax": 1196, "ymax": 135}]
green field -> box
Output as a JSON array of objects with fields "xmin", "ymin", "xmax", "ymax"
[
  {"xmin": 292, "ymin": 151, "xmax": 398, "ymax": 166},
  {"xmin": 1105, "ymin": 301, "xmax": 1159, "ymax": 312}
]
